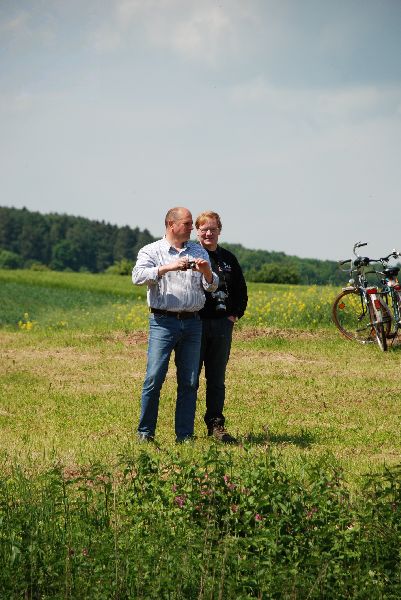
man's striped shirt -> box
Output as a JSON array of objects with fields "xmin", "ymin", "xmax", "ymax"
[{"xmin": 132, "ymin": 237, "xmax": 218, "ymax": 312}]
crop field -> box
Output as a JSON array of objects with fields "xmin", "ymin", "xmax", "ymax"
[{"xmin": 0, "ymin": 269, "xmax": 400, "ymax": 599}]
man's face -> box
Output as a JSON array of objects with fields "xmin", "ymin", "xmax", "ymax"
[
  {"xmin": 197, "ymin": 218, "xmax": 220, "ymax": 250},
  {"xmin": 172, "ymin": 209, "xmax": 194, "ymax": 241}
]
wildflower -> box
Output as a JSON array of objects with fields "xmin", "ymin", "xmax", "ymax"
[
  {"xmin": 306, "ymin": 507, "xmax": 318, "ymax": 519},
  {"xmin": 18, "ymin": 312, "xmax": 37, "ymax": 331},
  {"xmin": 174, "ymin": 495, "xmax": 186, "ymax": 508},
  {"xmin": 231, "ymin": 504, "xmax": 239, "ymax": 513},
  {"xmin": 223, "ymin": 474, "xmax": 236, "ymax": 491},
  {"xmin": 255, "ymin": 513, "xmax": 263, "ymax": 522}
]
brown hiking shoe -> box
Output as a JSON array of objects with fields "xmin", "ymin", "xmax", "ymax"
[{"xmin": 208, "ymin": 425, "xmax": 237, "ymax": 444}]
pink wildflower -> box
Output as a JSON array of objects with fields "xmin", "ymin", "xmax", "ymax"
[
  {"xmin": 223, "ymin": 474, "xmax": 236, "ymax": 490},
  {"xmin": 174, "ymin": 495, "xmax": 186, "ymax": 508}
]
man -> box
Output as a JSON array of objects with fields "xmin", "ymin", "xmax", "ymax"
[
  {"xmin": 196, "ymin": 211, "xmax": 248, "ymax": 443},
  {"xmin": 132, "ymin": 207, "xmax": 218, "ymax": 443}
]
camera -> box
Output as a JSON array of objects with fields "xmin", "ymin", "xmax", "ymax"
[
  {"xmin": 211, "ymin": 290, "xmax": 228, "ymax": 312},
  {"xmin": 187, "ymin": 260, "xmax": 197, "ymax": 269}
]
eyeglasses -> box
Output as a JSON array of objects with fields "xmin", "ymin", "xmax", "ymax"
[{"xmin": 198, "ymin": 227, "xmax": 219, "ymax": 234}]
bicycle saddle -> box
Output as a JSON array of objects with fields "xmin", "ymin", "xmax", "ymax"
[{"xmin": 383, "ymin": 267, "xmax": 400, "ymax": 277}]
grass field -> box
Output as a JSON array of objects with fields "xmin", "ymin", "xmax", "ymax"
[{"xmin": 1, "ymin": 269, "xmax": 400, "ymax": 598}]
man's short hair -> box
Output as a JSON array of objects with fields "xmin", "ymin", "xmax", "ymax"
[
  {"xmin": 165, "ymin": 207, "xmax": 186, "ymax": 227},
  {"xmin": 195, "ymin": 211, "xmax": 222, "ymax": 231}
]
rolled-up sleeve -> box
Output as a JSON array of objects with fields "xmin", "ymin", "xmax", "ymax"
[
  {"xmin": 132, "ymin": 249, "xmax": 159, "ymax": 286},
  {"xmin": 202, "ymin": 271, "xmax": 218, "ymax": 293}
]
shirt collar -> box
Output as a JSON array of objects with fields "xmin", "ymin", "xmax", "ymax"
[{"xmin": 162, "ymin": 236, "xmax": 189, "ymax": 253}]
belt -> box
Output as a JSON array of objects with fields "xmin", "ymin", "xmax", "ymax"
[{"xmin": 150, "ymin": 308, "xmax": 199, "ymax": 320}]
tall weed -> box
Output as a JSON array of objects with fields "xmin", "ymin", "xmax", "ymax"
[{"xmin": 1, "ymin": 449, "xmax": 400, "ymax": 598}]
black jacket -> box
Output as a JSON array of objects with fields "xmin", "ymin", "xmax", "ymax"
[{"xmin": 200, "ymin": 246, "xmax": 248, "ymax": 320}]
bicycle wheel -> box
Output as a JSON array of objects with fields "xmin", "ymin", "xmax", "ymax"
[
  {"xmin": 372, "ymin": 320, "xmax": 387, "ymax": 351},
  {"xmin": 383, "ymin": 290, "xmax": 401, "ymax": 340},
  {"xmin": 395, "ymin": 290, "xmax": 401, "ymax": 337},
  {"xmin": 369, "ymin": 304, "xmax": 390, "ymax": 352},
  {"xmin": 332, "ymin": 289, "xmax": 374, "ymax": 343}
]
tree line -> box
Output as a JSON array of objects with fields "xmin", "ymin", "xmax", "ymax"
[
  {"xmin": 0, "ymin": 206, "xmax": 154, "ymax": 273},
  {"xmin": 0, "ymin": 206, "xmax": 344, "ymax": 284},
  {"xmin": 221, "ymin": 243, "xmax": 345, "ymax": 285}
]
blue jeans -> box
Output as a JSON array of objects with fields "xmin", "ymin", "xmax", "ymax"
[
  {"xmin": 198, "ymin": 317, "xmax": 234, "ymax": 429},
  {"xmin": 138, "ymin": 313, "xmax": 202, "ymax": 440}
]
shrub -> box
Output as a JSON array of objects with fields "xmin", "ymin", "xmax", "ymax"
[
  {"xmin": 248, "ymin": 262, "xmax": 301, "ymax": 284},
  {"xmin": 28, "ymin": 261, "xmax": 50, "ymax": 271},
  {"xmin": 0, "ymin": 249, "xmax": 23, "ymax": 269},
  {"xmin": 105, "ymin": 258, "xmax": 133, "ymax": 275}
]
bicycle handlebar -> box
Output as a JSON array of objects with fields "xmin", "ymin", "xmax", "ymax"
[
  {"xmin": 353, "ymin": 241, "xmax": 367, "ymax": 256},
  {"xmin": 379, "ymin": 250, "xmax": 401, "ymax": 262},
  {"xmin": 338, "ymin": 255, "xmax": 382, "ymax": 272},
  {"xmin": 339, "ymin": 243, "xmax": 401, "ymax": 273}
]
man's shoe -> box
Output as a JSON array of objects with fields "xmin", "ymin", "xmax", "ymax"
[
  {"xmin": 137, "ymin": 433, "xmax": 154, "ymax": 443},
  {"xmin": 208, "ymin": 425, "xmax": 237, "ymax": 444},
  {"xmin": 175, "ymin": 435, "xmax": 195, "ymax": 445}
]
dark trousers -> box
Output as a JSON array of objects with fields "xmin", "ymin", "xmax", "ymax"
[{"xmin": 198, "ymin": 317, "xmax": 234, "ymax": 429}]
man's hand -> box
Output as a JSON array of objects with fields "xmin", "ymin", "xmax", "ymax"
[
  {"xmin": 157, "ymin": 257, "xmax": 213, "ymax": 282},
  {"xmin": 193, "ymin": 258, "xmax": 213, "ymax": 283},
  {"xmin": 158, "ymin": 257, "xmax": 189, "ymax": 277}
]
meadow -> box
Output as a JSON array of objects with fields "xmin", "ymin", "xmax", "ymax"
[{"xmin": 0, "ymin": 269, "xmax": 400, "ymax": 598}]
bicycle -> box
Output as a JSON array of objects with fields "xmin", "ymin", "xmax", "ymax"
[
  {"xmin": 332, "ymin": 242, "xmax": 392, "ymax": 351},
  {"xmin": 375, "ymin": 250, "xmax": 401, "ymax": 343}
]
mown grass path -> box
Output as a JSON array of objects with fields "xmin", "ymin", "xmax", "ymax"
[
  {"xmin": 0, "ymin": 269, "xmax": 400, "ymax": 479},
  {"xmin": 1, "ymin": 324, "xmax": 400, "ymax": 481}
]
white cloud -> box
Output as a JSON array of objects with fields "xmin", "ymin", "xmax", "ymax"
[
  {"xmin": 90, "ymin": 0, "xmax": 255, "ymax": 64},
  {"xmin": 229, "ymin": 78, "xmax": 401, "ymax": 126},
  {"xmin": 91, "ymin": 27, "xmax": 122, "ymax": 52},
  {"xmin": 0, "ymin": 7, "xmax": 55, "ymax": 47},
  {"xmin": 115, "ymin": 0, "xmax": 151, "ymax": 23},
  {"xmin": 0, "ymin": 91, "xmax": 38, "ymax": 115},
  {"xmin": 155, "ymin": 6, "xmax": 232, "ymax": 64},
  {"xmin": 0, "ymin": 10, "xmax": 30, "ymax": 35}
]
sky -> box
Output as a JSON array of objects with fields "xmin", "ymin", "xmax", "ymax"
[{"xmin": 1, "ymin": 0, "xmax": 401, "ymax": 261}]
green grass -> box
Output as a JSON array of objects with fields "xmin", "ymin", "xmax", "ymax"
[
  {"xmin": 0, "ymin": 270, "xmax": 400, "ymax": 598},
  {"xmin": 0, "ymin": 269, "xmax": 146, "ymax": 331},
  {"xmin": 0, "ymin": 269, "xmax": 336, "ymax": 331},
  {"xmin": 1, "ymin": 269, "xmax": 399, "ymax": 475}
]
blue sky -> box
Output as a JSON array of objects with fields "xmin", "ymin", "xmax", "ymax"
[{"xmin": 1, "ymin": 0, "xmax": 401, "ymax": 260}]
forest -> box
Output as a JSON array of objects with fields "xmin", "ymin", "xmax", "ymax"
[{"xmin": 0, "ymin": 206, "xmax": 344, "ymax": 284}]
